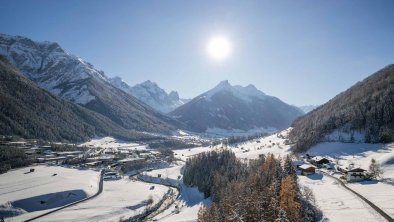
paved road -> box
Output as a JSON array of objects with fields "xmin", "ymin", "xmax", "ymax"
[
  {"xmin": 323, "ymin": 172, "xmax": 394, "ymax": 222},
  {"xmin": 23, "ymin": 170, "xmax": 104, "ymax": 222}
]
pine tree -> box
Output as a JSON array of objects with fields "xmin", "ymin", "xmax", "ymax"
[
  {"xmin": 368, "ymin": 158, "xmax": 383, "ymax": 179},
  {"xmin": 275, "ymin": 209, "xmax": 290, "ymax": 222}
]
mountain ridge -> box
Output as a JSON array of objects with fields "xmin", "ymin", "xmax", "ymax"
[
  {"xmin": 170, "ymin": 80, "xmax": 303, "ymax": 133},
  {"xmin": 109, "ymin": 76, "xmax": 189, "ymax": 113},
  {"xmin": 0, "ymin": 33, "xmax": 180, "ymax": 134},
  {"xmin": 0, "ymin": 55, "xmax": 157, "ymax": 142}
]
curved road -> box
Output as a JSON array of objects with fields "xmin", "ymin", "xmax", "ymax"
[
  {"xmin": 24, "ymin": 170, "xmax": 104, "ymax": 222},
  {"xmin": 323, "ymin": 172, "xmax": 394, "ymax": 222}
]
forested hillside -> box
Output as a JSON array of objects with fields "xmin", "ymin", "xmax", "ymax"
[
  {"xmin": 289, "ymin": 65, "xmax": 394, "ymax": 152},
  {"xmin": 0, "ymin": 56, "xmax": 157, "ymax": 142},
  {"xmin": 0, "ymin": 33, "xmax": 181, "ymax": 134},
  {"xmin": 183, "ymin": 150, "xmax": 322, "ymax": 221}
]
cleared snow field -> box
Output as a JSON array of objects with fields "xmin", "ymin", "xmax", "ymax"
[
  {"xmin": 298, "ymin": 174, "xmax": 386, "ymax": 222},
  {"xmin": 0, "ymin": 165, "xmax": 99, "ymax": 221},
  {"xmin": 39, "ymin": 179, "xmax": 169, "ymax": 222}
]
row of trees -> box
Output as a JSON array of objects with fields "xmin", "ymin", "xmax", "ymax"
[
  {"xmin": 183, "ymin": 150, "xmax": 322, "ymax": 221},
  {"xmin": 0, "ymin": 146, "xmax": 32, "ymax": 174}
]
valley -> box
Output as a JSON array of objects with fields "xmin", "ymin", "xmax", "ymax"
[{"xmin": 0, "ymin": 6, "xmax": 393, "ymax": 221}]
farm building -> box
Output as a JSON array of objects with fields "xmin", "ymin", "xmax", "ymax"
[
  {"xmin": 299, "ymin": 164, "xmax": 316, "ymax": 175},
  {"xmin": 310, "ymin": 157, "xmax": 330, "ymax": 167},
  {"xmin": 346, "ymin": 168, "xmax": 366, "ymax": 182}
]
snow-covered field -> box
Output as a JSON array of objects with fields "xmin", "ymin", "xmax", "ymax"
[
  {"xmin": 298, "ymin": 174, "xmax": 386, "ymax": 221},
  {"xmin": 231, "ymin": 129, "xmax": 291, "ymax": 159},
  {"xmin": 79, "ymin": 137, "xmax": 147, "ymax": 150},
  {"xmin": 307, "ymin": 142, "xmax": 394, "ymax": 219},
  {"xmin": 173, "ymin": 129, "xmax": 292, "ymax": 161},
  {"xmin": 0, "ymin": 165, "xmax": 99, "ymax": 221},
  {"xmin": 39, "ymin": 179, "xmax": 169, "ymax": 222}
]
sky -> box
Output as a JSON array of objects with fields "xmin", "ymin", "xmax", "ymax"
[{"xmin": 1, "ymin": 0, "xmax": 394, "ymax": 106}]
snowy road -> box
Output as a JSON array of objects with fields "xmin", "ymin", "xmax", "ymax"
[{"xmin": 323, "ymin": 172, "xmax": 394, "ymax": 222}]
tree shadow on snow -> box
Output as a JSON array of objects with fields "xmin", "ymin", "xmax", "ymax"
[
  {"xmin": 178, "ymin": 184, "xmax": 209, "ymax": 207},
  {"xmin": 306, "ymin": 173, "xmax": 323, "ymax": 180}
]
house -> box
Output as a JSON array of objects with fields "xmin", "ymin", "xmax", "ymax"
[
  {"xmin": 346, "ymin": 168, "xmax": 366, "ymax": 182},
  {"xmin": 310, "ymin": 157, "xmax": 330, "ymax": 167},
  {"xmin": 298, "ymin": 164, "xmax": 316, "ymax": 175}
]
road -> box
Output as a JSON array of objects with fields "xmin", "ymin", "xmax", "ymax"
[
  {"xmin": 23, "ymin": 169, "xmax": 104, "ymax": 222},
  {"xmin": 323, "ymin": 172, "xmax": 394, "ymax": 222}
]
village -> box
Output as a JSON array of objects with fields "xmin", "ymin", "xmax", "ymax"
[
  {"xmin": 295, "ymin": 154, "xmax": 370, "ymax": 183},
  {"xmin": 1, "ymin": 131, "xmax": 394, "ymax": 222},
  {"xmin": 0, "ymin": 136, "xmax": 179, "ymax": 182}
]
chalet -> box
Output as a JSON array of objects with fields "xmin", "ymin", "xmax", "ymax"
[
  {"xmin": 310, "ymin": 157, "xmax": 330, "ymax": 167},
  {"xmin": 299, "ymin": 164, "xmax": 316, "ymax": 175},
  {"xmin": 346, "ymin": 168, "xmax": 366, "ymax": 182}
]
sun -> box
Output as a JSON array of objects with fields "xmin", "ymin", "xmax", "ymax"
[{"xmin": 206, "ymin": 36, "xmax": 231, "ymax": 61}]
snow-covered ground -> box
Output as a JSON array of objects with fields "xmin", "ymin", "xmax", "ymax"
[
  {"xmin": 307, "ymin": 142, "xmax": 394, "ymax": 219},
  {"xmin": 79, "ymin": 137, "xmax": 147, "ymax": 150},
  {"xmin": 0, "ymin": 165, "xmax": 99, "ymax": 221},
  {"xmin": 173, "ymin": 130, "xmax": 394, "ymax": 221},
  {"xmin": 39, "ymin": 179, "xmax": 169, "ymax": 222},
  {"xmin": 173, "ymin": 129, "xmax": 292, "ymax": 161},
  {"xmin": 231, "ymin": 129, "xmax": 291, "ymax": 159},
  {"xmin": 143, "ymin": 164, "xmax": 211, "ymax": 222},
  {"xmin": 298, "ymin": 174, "xmax": 386, "ymax": 221},
  {"xmin": 205, "ymin": 126, "xmax": 277, "ymax": 138}
]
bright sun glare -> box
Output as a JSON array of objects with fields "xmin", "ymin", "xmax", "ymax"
[{"xmin": 206, "ymin": 36, "xmax": 231, "ymax": 61}]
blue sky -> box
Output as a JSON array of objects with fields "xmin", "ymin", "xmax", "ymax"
[{"xmin": 1, "ymin": 0, "xmax": 393, "ymax": 106}]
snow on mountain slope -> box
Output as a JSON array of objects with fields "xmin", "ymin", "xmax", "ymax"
[
  {"xmin": 204, "ymin": 80, "xmax": 266, "ymax": 103},
  {"xmin": 109, "ymin": 77, "xmax": 188, "ymax": 113},
  {"xmin": 170, "ymin": 80, "xmax": 303, "ymax": 134},
  {"xmin": 0, "ymin": 33, "xmax": 104, "ymax": 105},
  {"xmin": 0, "ymin": 33, "xmax": 180, "ymax": 134}
]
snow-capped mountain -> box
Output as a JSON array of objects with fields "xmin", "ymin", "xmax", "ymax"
[
  {"xmin": 0, "ymin": 55, "xmax": 149, "ymax": 142},
  {"xmin": 170, "ymin": 80, "xmax": 304, "ymax": 133},
  {"xmin": 0, "ymin": 33, "xmax": 180, "ymax": 133},
  {"xmin": 109, "ymin": 77, "xmax": 189, "ymax": 113}
]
